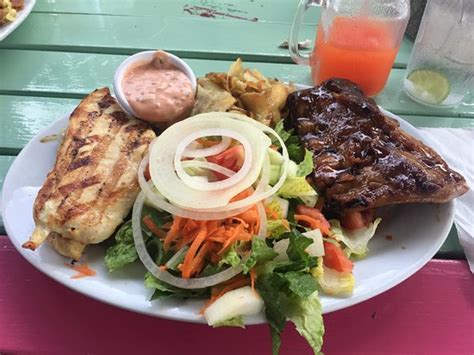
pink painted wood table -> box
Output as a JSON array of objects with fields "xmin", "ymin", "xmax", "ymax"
[{"xmin": 1, "ymin": 237, "xmax": 473, "ymax": 354}]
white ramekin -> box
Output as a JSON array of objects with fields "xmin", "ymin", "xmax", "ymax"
[{"xmin": 113, "ymin": 50, "xmax": 197, "ymax": 119}]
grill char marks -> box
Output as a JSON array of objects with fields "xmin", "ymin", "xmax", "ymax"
[
  {"xmin": 26, "ymin": 87, "xmax": 156, "ymax": 260},
  {"xmin": 286, "ymin": 78, "xmax": 469, "ymax": 215}
]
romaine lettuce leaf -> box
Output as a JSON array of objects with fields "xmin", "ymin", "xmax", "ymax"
[
  {"xmin": 286, "ymin": 229, "xmax": 318, "ymax": 269},
  {"xmin": 296, "ymin": 149, "xmax": 314, "ymax": 177},
  {"xmin": 256, "ymin": 272, "xmax": 289, "ymax": 355},
  {"xmin": 257, "ymin": 266, "xmax": 322, "ymax": 354},
  {"xmin": 219, "ymin": 243, "xmax": 242, "ymax": 268},
  {"xmin": 144, "ymin": 272, "xmax": 209, "ymax": 300},
  {"xmin": 266, "ymin": 196, "xmax": 288, "ymax": 219},
  {"xmin": 278, "ymin": 177, "xmax": 317, "ymax": 199},
  {"xmin": 105, "ymin": 221, "xmax": 137, "ymax": 272},
  {"xmin": 312, "ymin": 258, "xmax": 355, "ymax": 296},
  {"xmin": 330, "ymin": 218, "xmax": 382, "ymax": 255},
  {"xmin": 288, "ymin": 291, "xmax": 325, "ymax": 355},
  {"xmin": 286, "ymin": 135, "xmax": 305, "ymax": 163},
  {"xmin": 272, "ymin": 120, "xmax": 305, "ymax": 163},
  {"xmin": 274, "ymin": 119, "xmax": 292, "ymax": 144},
  {"xmin": 243, "ymin": 238, "xmax": 278, "ymax": 273},
  {"xmin": 105, "ymin": 205, "xmax": 173, "ymax": 272},
  {"xmin": 255, "ymin": 228, "xmax": 324, "ymax": 354},
  {"xmin": 267, "ymin": 219, "xmax": 290, "ymax": 239},
  {"xmin": 285, "ymin": 271, "xmax": 318, "ymax": 297}
]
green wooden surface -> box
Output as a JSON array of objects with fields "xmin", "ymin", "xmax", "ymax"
[
  {"xmin": 2, "ymin": 93, "xmax": 472, "ymax": 155},
  {"xmin": 0, "ymin": 9, "xmax": 412, "ymax": 66},
  {"xmin": 1, "ymin": 49, "xmax": 472, "ymax": 118},
  {"xmin": 31, "ymin": 0, "xmax": 317, "ymax": 22},
  {"xmin": 0, "ymin": 0, "xmax": 471, "ymax": 259}
]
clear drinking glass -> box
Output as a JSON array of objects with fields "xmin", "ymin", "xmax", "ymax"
[
  {"xmin": 289, "ymin": 0, "xmax": 410, "ymax": 96},
  {"xmin": 403, "ymin": 0, "xmax": 474, "ymax": 107}
]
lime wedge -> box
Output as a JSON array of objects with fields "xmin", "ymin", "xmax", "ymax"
[{"xmin": 405, "ymin": 69, "xmax": 450, "ymax": 105}]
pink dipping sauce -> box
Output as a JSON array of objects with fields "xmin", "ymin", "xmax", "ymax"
[{"xmin": 123, "ymin": 51, "xmax": 195, "ymax": 127}]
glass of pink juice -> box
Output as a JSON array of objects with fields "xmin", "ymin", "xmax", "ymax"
[{"xmin": 289, "ymin": 0, "xmax": 410, "ymax": 96}]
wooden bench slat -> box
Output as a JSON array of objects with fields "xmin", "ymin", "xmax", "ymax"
[
  {"xmin": 1, "ymin": 50, "xmax": 472, "ymax": 118},
  {"xmin": 0, "ymin": 12, "xmax": 412, "ymax": 65}
]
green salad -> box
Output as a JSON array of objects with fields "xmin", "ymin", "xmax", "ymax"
[{"xmin": 105, "ymin": 112, "xmax": 381, "ymax": 354}]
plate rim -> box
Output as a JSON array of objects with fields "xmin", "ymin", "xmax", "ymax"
[
  {"xmin": 1, "ymin": 105, "xmax": 454, "ymax": 324},
  {"xmin": 0, "ymin": 0, "xmax": 37, "ymax": 42}
]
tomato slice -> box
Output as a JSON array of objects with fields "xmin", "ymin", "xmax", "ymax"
[
  {"xmin": 341, "ymin": 210, "xmax": 375, "ymax": 230},
  {"xmin": 295, "ymin": 205, "xmax": 331, "ymax": 232},
  {"xmin": 323, "ymin": 242, "xmax": 353, "ymax": 273},
  {"xmin": 207, "ymin": 145, "xmax": 245, "ymax": 180}
]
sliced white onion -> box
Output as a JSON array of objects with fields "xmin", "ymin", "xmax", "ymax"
[
  {"xmin": 141, "ymin": 112, "xmax": 289, "ymax": 220},
  {"xmin": 182, "ymin": 136, "xmax": 231, "ymax": 158},
  {"xmin": 188, "ymin": 148, "xmax": 285, "ymax": 213},
  {"xmin": 133, "ymin": 192, "xmax": 244, "ymax": 289},
  {"xmin": 180, "ymin": 160, "xmax": 236, "ymax": 178},
  {"xmin": 175, "ymin": 128, "xmax": 251, "ymax": 191},
  {"xmin": 149, "ymin": 113, "xmax": 271, "ymax": 209},
  {"xmin": 138, "ymin": 154, "xmax": 252, "ymax": 220}
]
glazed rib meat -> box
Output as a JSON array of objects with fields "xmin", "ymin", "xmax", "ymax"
[
  {"xmin": 23, "ymin": 88, "xmax": 156, "ymax": 260},
  {"xmin": 286, "ymin": 79, "xmax": 468, "ymax": 215}
]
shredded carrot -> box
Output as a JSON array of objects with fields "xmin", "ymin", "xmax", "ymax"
[
  {"xmin": 159, "ymin": 265, "xmax": 168, "ymax": 271},
  {"xmin": 265, "ymin": 205, "xmax": 279, "ymax": 219},
  {"xmin": 163, "ymin": 216, "xmax": 184, "ymax": 251},
  {"xmin": 142, "ymin": 215, "xmax": 166, "ymax": 238},
  {"xmin": 294, "ymin": 214, "xmax": 332, "ymax": 235},
  {"xmin": 65, "ymin": 262, "xmax": 96, "ymax": 279},
  {"xmin": 162, "ymin": 222, "xmax": 173, "ymax": 230},
  {"xmin": 216, "ymin": 278, "xmax": 249, "ymax": 297},
  {"xmin": 189, "ymin": 241, "xmax": 213, "ymax": 276},
  {"xmin": 231, "ymin": 217, "xmax": 249, "ymax": 228},
  {"xmin": 281, "ymin": 219, "xmax": 290, "ymax": 231},
  {"xmin": 174, "ymin": 229, "xmax": 199, "ymax": 250},
  {"xmin": 230, "ymin": 187, "xmax": 254, "ymax": 202},
  {"xmin": 181, "ymin": 225, "xmax": 207, "ymax": 278},
  {"xmin": 219, "ymin": 222, "xmax": 245, "ymax": 254},
  {"xmin": 156, "ymin": 190, "xmax": 262, "ymax": 283}
]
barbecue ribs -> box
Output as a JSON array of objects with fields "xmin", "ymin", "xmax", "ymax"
[{"xmin": 286, "ymin": 79, "xmax": 468, "ymax": 215}]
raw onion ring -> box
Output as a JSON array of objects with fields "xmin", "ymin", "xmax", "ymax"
[
  {"xmin": 174, "ymin": 128, "xmax": 252, "ymax": 191},
  {"xmin": 149, "ymin": 114, "xmax": 271, "ymax": 209}
]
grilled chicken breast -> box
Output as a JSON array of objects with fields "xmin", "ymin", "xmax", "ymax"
[
  {"xmin": 23, "ymin": 88, "xmax": 156, "ymax": 260},
  {"xmin": 286, "ymin": 79, "xmax": 468, "ymax": 215}
]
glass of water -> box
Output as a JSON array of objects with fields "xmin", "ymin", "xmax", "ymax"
[{"xmin": 403, "ymin": 0, "xmax": 474, "ymax": 107}]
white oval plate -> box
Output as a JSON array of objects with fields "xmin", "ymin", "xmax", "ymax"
[
  {"xmin": 1, "ymin": 109, "xmax": 453, "ymax": 324},
  {"xmin": 0, "ymin": 0, "xmax": 36, "ymax": 41}
]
